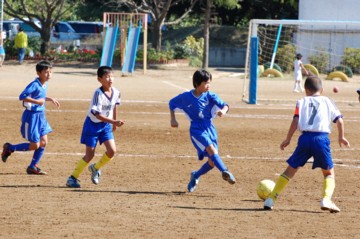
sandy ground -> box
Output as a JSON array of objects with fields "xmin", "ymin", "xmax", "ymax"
[{"xmin": 0, "ymin": 60, "xmax": 360, "ymax": 239}]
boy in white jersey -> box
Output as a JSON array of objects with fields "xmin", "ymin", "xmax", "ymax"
[
  {"xmin": 66, "ymin": 66, "xmax": 125, "ymax": 188},
  {"xmin": 169, "ymin": 69, "xmax": 235, "ymax": 193},
  {"xmin": 1, "ymin": 61, "xmax": 60, "ymax": 175},
  {"xmin": 293, "ymin": 53, "xmax": 308, "ymax": 93},
  {"xmin": 264, "ymin": 76, "xmax": 350, "ymax": 212}
]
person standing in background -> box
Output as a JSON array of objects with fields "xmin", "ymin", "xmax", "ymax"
[
  {"xmin": 0, "ymin": 43, "xmax": 5, "ymax": 67},
  {"xmin": 14, "ymin": 27, "xmax": 28, "ymax": 64}
]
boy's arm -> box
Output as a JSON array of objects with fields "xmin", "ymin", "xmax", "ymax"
[
  {"xmin": 46, "ymin": 96, "xmax": 60, "ymax": 109},
  {"xmin": 170, "ymin": 110, "xmax": 178, "ymax": 128},
  {"xmin": 300, "ymin": 63, "xmax": 309, "ymax": 76},
  {"xmin": 93, "ymin": 110, "xmax": 125, "ymax": 128},
  {"xmin": 280, "ymin": 117, "xmax": 299, "ymax": 150},
  {"xmin": 22, "ymin": 97, "xmax": 45, "ymax": 106},
  {"xmin": 217, "ymin": 104, "xmax": 229, "ymax": 117},
  {"xmin": 336, "ymin": 117, "xmax": 350, "ymax": 147}
]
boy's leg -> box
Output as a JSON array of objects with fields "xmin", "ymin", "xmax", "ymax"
[
  {"xmin": 2, "ymin": 142, "xmax": 30, "ymax": 162},
  {"xmin": 320, "ymin": 169, "xmax": 340, "ymax": 213},
  {"xmin": 188, "ymin": 161, "xmax": 214, "ymax": 193},
  {"xmin": 88, "ymin": 140, "xmax": 115, "ymax": 185},
  {"xmin": 264, "ymin": 166, "xmax": 297, "ymax": 210},
  {"xmin": 209, "ymin": 154, "xmax": 236, "ymax": 184},
  {"xmin": 27, "ymin": 146, "xmax": 46, "ymax": 175}
]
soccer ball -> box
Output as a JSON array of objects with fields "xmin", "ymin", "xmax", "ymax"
[{"xmin": 256, "ymin": 179, "xmax": 275, "ymax": 201}]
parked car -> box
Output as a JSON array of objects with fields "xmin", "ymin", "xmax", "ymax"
[
  {"xmin": 68, "ymin": 21, "xmax": 104, "ymax": 39},
  {"xmin": 2, "ymin": 20, "xmax": 81, "ymax": 43},
  {"xmin": 52, "ymin": 21, "xmax": 81, "ymax": 42}
]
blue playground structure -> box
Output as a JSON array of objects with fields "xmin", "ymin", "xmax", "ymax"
[
  {"xmin": 121, "ymin": 23, "xmax": 142, "ymax": 74},
  {"xmin": 102, "ymin": 12, "xmax": 148, "ymax": 74},
  {"xmin": 100, "ymin": 25, "xmax": 118, "ymax": 67}
]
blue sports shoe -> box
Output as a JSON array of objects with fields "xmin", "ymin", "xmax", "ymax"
[
  {"xmin": 222, "ymin": 170, "xmax": 236, "ymax": 184},
  {"xmin": 66, "ymin": 176, "xmax": 81, "ymax": 188},
  {"xmin": 187, "ymin": 171, "xmax": 199, "ymax": 193}
]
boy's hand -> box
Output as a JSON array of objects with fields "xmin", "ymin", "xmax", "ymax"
[
  {"xmin": 114, "ymin": 120, "xmax": 125, "ymax": 128},
  {"xmin": 217, "ymin": 109, "xmax": 227, "ymax": 117},
  {"xmin": 171, "ymin": 119, "xmax": 179, "ymax": 128},
  {"xmin": 339, "ymin": 137, "xmax": 350, "ymax": 148},
  {"xmin": 280, "ymin": 139, "xmax": 291, "ymax": 150},
  {"xmin": 51, "ymin": 98, "xmax": 60, "ymax": 109}
]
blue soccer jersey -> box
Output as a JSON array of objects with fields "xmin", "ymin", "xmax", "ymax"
[
  {"xmin": 19, "ymin": 77, "xmax": 52, "ymax": 142},
  {"xmin": 169, "ymin": 90, "xmax": 228, "ymax": 159},
  {"xmin": 19, "ymin": 78, "xmax": 48, "ymax": 112}
]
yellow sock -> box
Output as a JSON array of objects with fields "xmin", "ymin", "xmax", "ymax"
[
  {"xmin": 270, "ymin": 174, "xmax": 290, "ymax": 201},
  {"xmin": 71, "ymin": 158, "xmax": 88, "ymax": 179},
  {"xmin": 94, "ymin": 153, "xmax": 113, "ymax": 170},
  {"xmin": 323, "ymin": 175, "xmax": 335, "ymax": 200}
]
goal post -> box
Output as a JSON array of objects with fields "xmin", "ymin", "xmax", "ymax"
[{"xmin": 243, "ymin": 19, "xmax": 360, "ymax": 104}]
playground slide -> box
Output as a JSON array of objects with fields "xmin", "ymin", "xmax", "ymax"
[
  {"xmin": 121, "ymin": 26, "xmax": 141, "ymax": 74},
  {"xmin": 100, "ymin": 26, "xmax": 118, "ymax": 67}
]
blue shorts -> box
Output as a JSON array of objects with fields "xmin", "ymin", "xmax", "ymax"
[
  {"xmin": 287, "ymin": 132, "xmax": 333, "ymax": 170},
  {"xmin": 190, "ymin": 122, "xmax": 218, "ymax": 160},
  {"xmin": 20, "ymin": 110, "xmax": 52, "ymax": 143},
  {"xmin": 80, "ymin": 116, "xmax": 114, "ymax": 148}
]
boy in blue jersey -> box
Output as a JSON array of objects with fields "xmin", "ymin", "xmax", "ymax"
[
  {"xmin": 66, "ymin": 66, "xmax": 125, "ymax": 188},
  {"xmin": 1, "ymin": 61, "xmax": 60, "ymax": 174},
  {"xmin": 169, "ymin": 69, "xmax": 236, "ymax": 193}
]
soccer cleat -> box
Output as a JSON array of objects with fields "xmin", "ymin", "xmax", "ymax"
[
  {"xmin": 222, "ymin": 170, "xmax": 236, "ymax": 184},
  {"xmin": 89, "ymin": 163, "xmax": 101, "ymax": 185},
  {"xmin": 320, "ymin": 199, "xmax": 340, "ymax": 213},
  {"xmin": 187, "ymin": 171, "xmax": 199, "ymax": 193},
  {"xmin": 26, "ymin": 166, "xmax": 47, "ymax": 175},
  {"xmin": 66, "ymin": 176, "xmax": 81, "ymax": 188},
  {"xmin": 264, "ymin": 198, "xmax": 274, "ymax": 210},
  {"xmin": 1, "ymin": 143, "xmax": 13, "ymax": 162}
]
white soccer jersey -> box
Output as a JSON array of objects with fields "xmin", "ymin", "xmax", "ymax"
[
  {"xmin": 87, "ymin": 87, "xmax": 121, "ymax": 123},
  {"xmin": 295, "ymin": 96, "xmax": 342, "ymax": 133}
]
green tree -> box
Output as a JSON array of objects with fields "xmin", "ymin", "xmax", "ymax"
[{"xmin": 4, "ymin": 0, "xmax": 77, "ymax": 55}]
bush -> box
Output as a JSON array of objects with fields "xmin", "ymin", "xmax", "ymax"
[
  {"xmin": 276, "ymin": 44, "xmax": 296, "ymax": 73},
  {"xmin": 3, "ymin": 36, "xmax": 42, "ymax": 58},
  {"xmin": 308, "ymin": 48, "xmax": 329, "ymax": 74},
  {"xmin": 341, "ymin": 48, "xmax": 360, "ymax": 73}
]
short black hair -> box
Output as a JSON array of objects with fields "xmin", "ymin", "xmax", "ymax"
[
  {"xmin": 296, "ymin": 53, "xmax": 302, "ymax": 60},
  {"xmin": 304, "ymin": 76, "xmax": 322, "ymax": 93},
  {"xmin": 193, "ymin": 69, "xmax": 212, "ymax": 88},
  {"xmin": 36, "ymin": 60, "xmax": 52, "ymax": 72},
  {"xmin": 97, "ymin": 66, "xmax": 112, "ymax": 78},
  {"xmin": 19, "ymin": 27, "xmax": 24, "ymax": 32}
]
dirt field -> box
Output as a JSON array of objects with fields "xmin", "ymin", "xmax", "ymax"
[{"xmin": 0, "ymin": 60, "xmax": 360, "ymax": 239}]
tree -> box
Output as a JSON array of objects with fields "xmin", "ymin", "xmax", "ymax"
[
  {"xmin": 107, "ymin": 0, "xmax": 199, "ymax": 51},
  {"xmin": 4, "ymin": 0, "xmax": 75, "ymax": 55},
  {"xmin": 201, "ymin": 0, "xmax": 239, "ymax": 69}
]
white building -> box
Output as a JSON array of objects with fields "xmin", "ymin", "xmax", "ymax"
[{"xmin": 297, "ymin": 0, "xmax": 360, "ymax": 69}]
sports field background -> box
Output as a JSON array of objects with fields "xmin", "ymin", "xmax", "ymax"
[{"xmin": 0, "ymin": 61, "xmax": 360, "ymax": 238}]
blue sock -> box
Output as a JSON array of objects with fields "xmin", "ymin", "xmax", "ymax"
[
  {"xmin": 210, "ymin": 154, "xmax": 227, "ymax": 172},
  {"xmin": 194, "ymin": 162, "xmax": 213, "ymax": 179},
  {"xmin": 30, "ymin": 147, "xmax": 45, "ymax": 168},
  {"xmin": 9, "ymin": 143, "xmax": 30, "ymax": 152}
]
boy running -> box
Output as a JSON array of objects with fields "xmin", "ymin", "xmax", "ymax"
[
  {"xmin": 264, "ymin": 76, "xmax": 350, "ymax": 212},
  {"xmin": 169, "ymin": 69, "xmax": 236, "ymax": 193},
  {"xmin": 66, "ymin": 66, "xmax": 125, "ymax": 188},
  {"xmin": 1, "ymin": 60, "xmax": 60, "ymax": 174}
]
